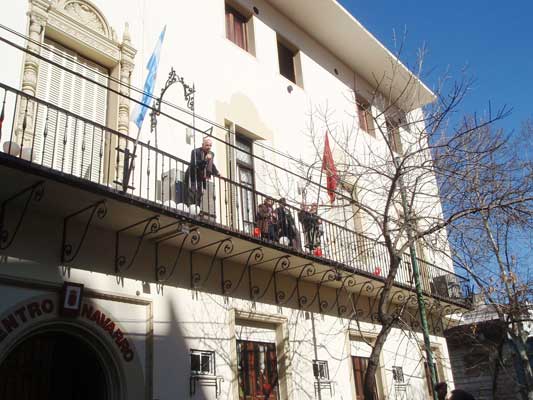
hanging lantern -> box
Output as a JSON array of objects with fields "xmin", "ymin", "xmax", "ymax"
[
  {"xmin": 313, "ymin": 247, "xmax": 322, "ymax": 257},
  {"xmin": 373, "ymin": 266, "xmax": 382, "ymax": 276},
  {"xmin": 253, "ymin": 227, "xmax": 261, "ymax": 237}
]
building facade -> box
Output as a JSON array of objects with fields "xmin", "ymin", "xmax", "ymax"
[
  {"xmin": 446, "ymin": 304, "xmax": 533, "ymax": 400},
  {"xmin": 0, "ymin": 1, "xmax": 468, "ymax": 399}
]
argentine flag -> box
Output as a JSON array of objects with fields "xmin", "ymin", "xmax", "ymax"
[{"xmin": 132, "ymin": 26, "xmax": 166, "ymax": 130}]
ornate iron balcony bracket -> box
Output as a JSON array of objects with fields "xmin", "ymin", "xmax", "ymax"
[
  {"xmin": 301, "ymin": 269, "xmax": 339, "ymax": 312},
  {"xmin": 251, "ymin": 255, "xmax": 291, "ymax": 302},
  {"xmin": 0, "ymin": 181, "xmax": 44, "ymax": 250},
  {"xmin": 334, "ymin": 275, "xmax": 357, "ymax": 316},
  {"xmin": 220, "ymin": 247, "xmax": 263, "ymax": 296},
  {"xmin": 61, "ymin": 200, "xmax": 106, "ymax": 263},
  {"xmin": 155, "ymin": 223, "xmax": 200, "ymax": 284},
  {"xmin": 115, "ymin": 215, "xmax": 160, "ymax": 274},
  {"xmin": 190, "ymin": 237, "xmax": 234, "ymax": 290},
  {"xmin": 370, "ymin": 287, "xmax": 385, "ymax": 322},
  {"xmin": 276, "ymin": 263, "xmax": 315, "ymax": 306}
]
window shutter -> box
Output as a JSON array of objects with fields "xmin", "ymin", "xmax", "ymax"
[{"xmin": 34, "ymin": 39, "xmax": 108, "ymax": 183}]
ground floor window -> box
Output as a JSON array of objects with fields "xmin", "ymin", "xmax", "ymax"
[
  {"xmin": 424, "ymin": 361, "xmax": 440, "ymax": 399},
  {"xmin": 237, "ymin": 340, "xmax": 279, "ymax": 400},
  {"xmin": 352, "ymin": 356, "xmax": 379, "ymax": 400}
]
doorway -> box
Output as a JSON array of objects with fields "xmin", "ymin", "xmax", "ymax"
[{"xmin": 0, "ymin": 330, "xmax": 113, "ymax": 399}]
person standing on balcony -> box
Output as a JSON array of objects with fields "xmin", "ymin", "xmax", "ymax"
[
  {"xmin": 184, "ymin": 137, "xmax": 220, "ymax": 208},
  {"xmin": 298, "ymin": 203, "xmax": 322, "ymax": 251},
  {"xmin": 255, "ymin": 197, "xmax": 277, "ymax": 241},
  {"xmin": 275, "ymin": 198, "xmax": 299, "ymax": 249}
]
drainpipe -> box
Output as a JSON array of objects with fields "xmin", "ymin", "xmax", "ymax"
[
  {"xmin": 310, "ymin": 312, "xmax": 322, "ymax": 400},
  {"xmin": 396, "ymin": 157, "xmax": 439, "ymax": 399}
]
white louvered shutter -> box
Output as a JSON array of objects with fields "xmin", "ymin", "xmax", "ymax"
[{"xmin": 34, "ymin": 39, "xmax": 108, "ymax": 183}]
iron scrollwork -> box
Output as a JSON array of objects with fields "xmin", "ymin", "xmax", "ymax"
[
  {"xmin": 221, "ymin": 247, "xmax": 263, "ymax": 296},
  {"xmin": 299, "ymin": 269, "xmax": 338, "ymax": 312},
  {"xmin": 276, "ymin": 263, "xmax": 315, "ymax": 306},
  {"xmin": 61, "ymin": 200, "xmax": 107, "ymax": 263},
  {"xmin": 334, "ymin": 274, "xmax": 357, "ymax": 316},
  {"xmin": 0, "ymin": 181, "xmax": 44, "ymax": 250},
  {"xmin": 155, "ymin": 223, "xmax": 200, "ymax": 284},
  {"xmin": 191, "ymin": 237, "xmax": 234, "ymax": 290},
  {"xmin": 115, "ymin": 215, "xmax": 160, "ymax": 274},
  {"xmin": 250, "ymin": 255, "xmax": 291, "ymax": 301}
]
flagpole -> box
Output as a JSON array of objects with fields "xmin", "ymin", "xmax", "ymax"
[
  {"xmin": 316, "ymin": 132, "xmax": 329, "ymax": 206},
  {"xmin": 121, "ymin": 125, "xmax": 142, "ymax": 192},
  {"xmin": 315, "ymin": 160, "xmax": 324, "ymax": 207},
  {"xmin": 122, "ymin": 26, "xmax": 166, "ymax": 192}
]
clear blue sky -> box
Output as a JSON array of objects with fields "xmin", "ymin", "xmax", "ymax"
[{"xmin": 340, "ymin": 0, "xmax": 533, "ymax": 133}]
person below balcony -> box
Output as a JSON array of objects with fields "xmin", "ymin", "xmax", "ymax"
[
  {"xmin": 298, "ymin": 202, "xmax": 322, "ymax": 251},
  {"xmin": 255, "ymin": 197, "xmax": 277, "ymax": 241},
  {"xmin": 275, "ymin": 198, "xmax": 300, "ymax": 249},
  {"xmin": 184, "ymin": 137, "xmax": 220, "ymax": 209}
]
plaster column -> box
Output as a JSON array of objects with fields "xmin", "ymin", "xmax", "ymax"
[
  {"xmin": 15, "ymin": 8, "xmax": 48, "ymax": 158},
  {"xmin": 118, "ymin": 23, "xmax": 136, "ymax": 136}
]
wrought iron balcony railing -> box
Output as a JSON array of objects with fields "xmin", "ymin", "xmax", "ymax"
[{"xmin": 0, "ymin": 82, "xmax": 469, "ymax": 306}]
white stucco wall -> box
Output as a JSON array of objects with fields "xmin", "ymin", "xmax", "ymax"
[{"xmin": 0, "ymin": 1, "xmax": 457, "ymax": 399}]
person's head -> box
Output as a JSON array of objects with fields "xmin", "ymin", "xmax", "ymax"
[
  {"xmin": 202, "ymin": 137, "xmax": 213, "ymax": 153},
  {"xmin": 279, "ymin": 198, "xmax": 287, "ymax": 207},
  {"xmin": 310, "ymin": 203, "xmax": 318, "ymax": 213},
  {"xmin": 264, "ymin": 197, "xmax": 274, "ymax": 206},
  {"xmin": 449, "ymin": 389, "xmax": 475, "ymax": 400},
  {"xmin": 435, "ymin": 382, "xmax": 448, "ymax": 400}
]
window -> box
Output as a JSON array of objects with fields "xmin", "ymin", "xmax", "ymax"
[
  {"xmin": 35, "ymin": 38, "xmax": 108, "ymax": 182},
  {"xmin": 313, "ymin": 360, "xmax": 330, "ymax": 380},
  {"xmin": 235, "ymin": 134, "xmax": 255, "ymax": 233},
  {"xmin": 225, "ymin": 4, "xmax": 250, "ymax": 51},
  {"xmin": 237, "ymin": 340, "xmax": 279, "ymax": 400},
  {"xmin": 385, "ymin": 117, "xmax": 402, "ymax": 154},
  {"xmin": 190, "ymin": 349, "xmax": 215, "ymax": 375},
  {"xmin": 424, "ymin": 360, "xmax": 441, "ymax": 399},
  {"xmin": 392, "ymin": 366, "xmax": 404, "ymax": 383},
  {"xmin": 357, "ymin": 98, "xmax": 374, "ymax": 135},
  {"xmin": 277, "ymin": 36, "xmax": 302, "ymax": 86},
  {"xmin": 352, "ymin": 356, "xmax": 378, "ymax": 399}
]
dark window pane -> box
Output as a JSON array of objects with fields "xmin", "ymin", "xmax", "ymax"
[
  {"xmin": 352, "ymin": 356, "xmax": 378, "ymax": 400},
  {"xmin": 201, "ymin": 354, "xmax": 211, "ymax": 373},
  {"xmin": 191, "ymin": 353, "xmax": 200, "ymax": 373},
  {"xmin": 225, "ymin": 5, "xmax": 248, "ymax": 51},
  {"xmin": 277, "ymin": 40, "xmax": 296, "ymax": 83}
]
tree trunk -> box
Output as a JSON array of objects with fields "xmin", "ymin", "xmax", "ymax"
[
  {"xmin": 492, "ymin": 335, "xmax": 505, "ymax": 396},
  {"xmin": 510, "ymin": 334, "xmax": 533, "ymax": 400},
  {"xmin": 363, "ymin": 322, "xmax": 393, "ymax": 399},
  {"xmin": 362, "ymin": 252, "xmax": 401, "ymax": 399}
]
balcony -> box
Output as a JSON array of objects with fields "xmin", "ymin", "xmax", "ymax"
[{"xmin": 0, "ymin": 81, "xmax": 470, "ymax": 314}]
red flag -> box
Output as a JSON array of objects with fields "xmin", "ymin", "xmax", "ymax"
[{"xmin": 322, "ymin": 132, "xmax": 339, "ymax": 203}]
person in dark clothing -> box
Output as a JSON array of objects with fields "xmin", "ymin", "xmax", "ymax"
[
  {"xmin": 255, "ymin": 197, "xmax": 277, "ymax": 241},
  {"xmin": 449, "ymin": 389, "xmax": 475, "ymax": 400},
  {"xmin": 184, "ymin": 137, "xmax": 220, "ymax": 208},
  {"xmin": 275, "ymin": 198, "xmax": 299, "ymax": 249},
  {"xmin": 298, "ymin": 202, "xmax": 322, "ymax": 251}
]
